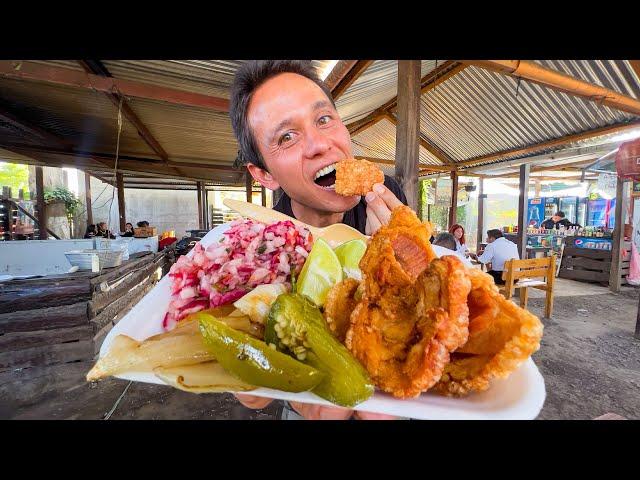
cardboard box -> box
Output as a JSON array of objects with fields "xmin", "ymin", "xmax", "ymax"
[{"xmin": 134, "ymin": 227, "xmax": 157, "ymax": 238}]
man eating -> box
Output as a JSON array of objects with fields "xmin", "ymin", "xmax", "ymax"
[{"xmin": 227, "ymin": 60, "xmax": 407, "ymax": 419}]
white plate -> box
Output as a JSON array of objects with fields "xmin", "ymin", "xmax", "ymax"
[{"xmin": 99, "ymin": 224, "xmax": 546, "ymax": 420}]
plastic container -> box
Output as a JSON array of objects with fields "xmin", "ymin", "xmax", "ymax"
[{"xmin": 64, "ymin": 249, "xmax": 124, "ymax": 270}]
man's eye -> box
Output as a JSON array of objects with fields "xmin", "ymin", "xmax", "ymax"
[
  {"xmin": 279, "ymin": 132, "xmax": 293, "ymax": 145},
  {"xmin": 318, "ymin": 115, "xmax": 331, "ymax": 125}
]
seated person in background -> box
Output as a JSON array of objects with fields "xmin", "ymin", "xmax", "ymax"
[
  {"xmin": 121, "ymin": 222, "xmax": 134, "ymax": 237},
  {"xmin": 84, "ymin": 224, "xmax": 97, "ymax": 239},
  {"xmin": 469, "ymin": 229, "xmax": 519, "ymax": 285},
  {"xmin": 96, "ymin": 222, "xmax": 116, "ymax": 239},
  {"xmin": 541, "ymin": 211, "xmax": 579, "ymax": 229},
  {"xmin": 432, "ymin": 232, "xmax": 474, "ymax": 268},
  {"xmin": 449, "ymin": 223, "xmax": 470, "ymax": 256}
]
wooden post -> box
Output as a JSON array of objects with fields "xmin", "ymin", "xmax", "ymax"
[
  {"xmin": 635, "ymin": 294, "xmax": 640, "ymax": 340},
  {"xmin": 116, "ymin": 172, "xmax": 126, "ymax": 232},
  {"xmin": 517, "ymin": 163, "xmax": 530, "ymax": 259},
  {"xmin": 394, "ymin": 60, "xmax": 421, "ymax": 211},
  {"xmin": 609, "ymin": 178, "xmax": 628, "ymax": 293},
  {"xmin": 448, "ymin": 170, "xmax": 458, "ymax": 228},
  {"xmin": 84, "ymin": 172, "xmax": 93, "ymax": 226},
  {"xmin": 196, "ymin": 181, "xmax": 204, "ymax": 229},
  {"xmin": 203, "ymin": 188, "xmax": 209, "ymax": 229},
  {"xmin": 477, "ymin": 176, "xmax": 484, "ymax": 252},
  {"xmin": 35, "ymin": 166, "xmax": 47, "ymax": 240},
  {"xmin": 261, "ymin": 185, "xmax": 267, "ymax": 207},
  {"xmin": 245, "ymin": 170, "xmax": 253, "ymax": 203}
]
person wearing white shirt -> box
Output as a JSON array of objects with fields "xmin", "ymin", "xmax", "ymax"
[
  {"xmin": 431, "ymin": 232, "xmax": 474, "ymax": 268},
  {"xmin": 471, "ymin": 229, "xmax": 520, "ymax": 285}
]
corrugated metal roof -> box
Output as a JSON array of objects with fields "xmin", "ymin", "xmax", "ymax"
[
  {"xmin": 126, "ymin": 97, "xmax": 237, "ymax": 162},
  {"xmin": 350, "ymin": 117, "xmax": 442, "ymax": 166},
  {"xmin": 419, "ymin": 65, "xmax": 640, "ymax": 165},
  {"xmin": 100, "ymin": 60, "xmax": 335, "ymax": 99},
  {"xmin": 0, "ymin": 76, "xmax": 155, "ymax": 158},
  {"xmin": 337, "ymin": 60, "xmax": 440, "ymax": 124}
]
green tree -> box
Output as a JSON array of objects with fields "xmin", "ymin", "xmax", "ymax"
[{"xmin": 0, "ymin": 162, "xmax": 30, "ymax": 198}]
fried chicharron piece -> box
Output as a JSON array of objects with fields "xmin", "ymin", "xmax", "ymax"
[
  {"xmin": 345, "ymin": 206, "xmax": 471, "ymax": 398},
  {"xmin": 335, "ymin": 158, "xmax": 384, "ymax": 196},
  {"xmin": 324, "ymin": 278, "xmax": 361, "ymax": 343},
  {"xmin": 432, "ymin": 268, "xmax": 544, "ymax": 396}
]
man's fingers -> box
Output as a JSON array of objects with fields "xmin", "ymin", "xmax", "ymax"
[
  {"xmin": 365, "ymin": 192, "xmax": 392, "ymax": 227},
  {"xmin": 372, "ymin": 183, "xmax": 403, "ymax": 209},
  {"xmin": 289, "ymin": 401, "xmax": 354, "ymax": 420},
  {"xmin": 353, "ymin": 411, "xmax": 398, "ymax": 420},
  {"xmin": 365, "ymin": 206, "xmax": 383, "ymax": 235},
  {"xmin": 235, "ymin": 394, "xmax": 274, "ymax": 410}
]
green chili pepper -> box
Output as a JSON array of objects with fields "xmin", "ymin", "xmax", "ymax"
[
  {"xmin": 196, "ymin": 313, "xmax": 324, "ymax": 393},
  {"xmin": 265, "ymin": 293, "xmax": 374, "ymax": 407}
]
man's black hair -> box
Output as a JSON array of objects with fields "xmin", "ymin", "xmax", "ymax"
[
  {"xmin": 433, "ymin": 232, "xmax": 457, "ymax": 251},
  {"xmin": 555, "ymin": 211, "xmax": 565, "ymax": 218},
  {"xmin": 137, "ymin": 221, "xmax": 149, "ymax": 228},
  {"xmin": 229, "ymin": 60, "xmax": 336, "ymax": 171},
  {"xmin": 487, "ymin": 229, "xmax": 503, "ymax": 239}
]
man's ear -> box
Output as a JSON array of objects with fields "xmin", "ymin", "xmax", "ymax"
[{"xmin": 247, "ymin": 163, "xmax": 280, "ymax": 191}]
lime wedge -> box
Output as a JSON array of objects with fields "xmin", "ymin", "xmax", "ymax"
[
  {"xmin": 334, "ymin": 239, "xmax": 367, "ymax": 280},
  {"xmin": 297, "ymin": 238, "xmax": 343, "ymax": 307}
]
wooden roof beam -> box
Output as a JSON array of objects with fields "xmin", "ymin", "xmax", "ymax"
[
  {"xmin": 456, "ymin": 121, "xmax": 640, "ymax": 169},
  {"xmin": 383, "ymin": 111, "xmax": 457, "ymax": 166},
  {"xmin": 0, "ymin": 60, "xmax": 229, "ymax": 111},
  {"xmin": 459, "ymin": 60, "xmax": 640, "ymax": 116},
  {"xmin": 323, "ymin": 61, "xmax": 358, "ymax": 91},
  {"xmin": 331, "ymin": 60, "xmax": 374, "ymax": 101}
]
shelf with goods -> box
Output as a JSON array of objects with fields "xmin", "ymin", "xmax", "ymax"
[{"xmin": 0, "ymin": 198, "xmax": 37, "ymax": 241}]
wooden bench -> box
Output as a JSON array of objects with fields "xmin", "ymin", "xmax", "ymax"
[{"xmin": 499, "ymin": 255, "xmax": 556, "ymax": 318}]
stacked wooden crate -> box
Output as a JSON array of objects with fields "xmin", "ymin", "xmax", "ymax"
[
  {"xmin": 0, "ymin": 250, "xmax": 172, "ymax": 374},
  {"xmin": 560, "ymin": 241, "xmax": 630, "ymax": 285}
]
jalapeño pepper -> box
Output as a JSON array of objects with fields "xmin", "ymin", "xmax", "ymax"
[{"xmin": 196, "ymin": 313, "xmax": 323, "ymax": 393}]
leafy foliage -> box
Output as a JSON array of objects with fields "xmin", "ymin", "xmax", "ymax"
[
  {"xmin": 44, "ymin": 186, "xmax": 82, "ymax": 217},
  {"xmin": 0, "ymin": 162, "xmax": 30, "ymax": 198}
]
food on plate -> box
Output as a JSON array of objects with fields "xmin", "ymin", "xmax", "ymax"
[
  {"xmin": 323, "ymin": 278, "xmax": 360, "ymax": 342},
  {"xmin": 233, "ymin": 283, "xmax": 289, "ymax": 324},
  {"xmin": 334, "ymin": 158, "xmax": 385, "ymax": 196},
  {"xmin": 154, "ymin": 362, "xmax": 256, "ymax": 393},
  {"xmin": 347, "ymin": 255, "xmax": 471, "ymax": 399},
  {"xmin": 432, "ymin": 268, "xmax": 544, "ymax": 396},
  {"xmin": 164, "ymin": 219, "xmax": 312, "ymax": 330},
  {"xmin": 198, "ymin": 313, "xmax": 324, "ymax": 393},
  {"xmin": 86, "ymin": 317, "xmax": 212, "ymax": 381},
  {"xmin": 265, "ymin": 293, "xmax": 373, "ymax": 407},
  {"xmin": 333, "ymin": 238, "xmax": 367, "ymax": 281},
  {"xmin": 295, "ymin": 238, "xmax": 343, "ymax": 307}
]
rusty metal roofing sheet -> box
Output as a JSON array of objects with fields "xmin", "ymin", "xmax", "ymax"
[
  {"xmin": 350, "ymin": 117, "xmax": 442, "ymax": 166},
  {"xmin": 0, "ymin": 76, "xmax": 156, "ymax": 158},
  {"xmin": 337, "ymin": 60, "xmax": 440, "ymax": 124},
  {"xmin": 419, "ymin": 65, "xmax": 640, "ymax": 165}
]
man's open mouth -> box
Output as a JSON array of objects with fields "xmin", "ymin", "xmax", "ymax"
[{"xmin": 314, "ymin": 163, "xmax": 337, "ymax": 189}]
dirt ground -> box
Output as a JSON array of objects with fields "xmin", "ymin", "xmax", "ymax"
[{"xmin": 2, "ymin": 283, "xmax": 639, "ymax": 420}]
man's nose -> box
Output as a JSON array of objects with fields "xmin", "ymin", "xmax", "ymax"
[{"xmin": 303, "ymin": 127, "xmax": 331, "ymax": 158}]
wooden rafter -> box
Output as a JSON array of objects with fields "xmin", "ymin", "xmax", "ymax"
[
  {"xmin": 0, "ymin": 60, "xmax": 229, "ymax": 111},
  {"xmin": 78, "ymin": 60, "xmax": 182, "ymax": 176},
  {"xmin": 460, "ymin": 60, "xmax": 640, "ymax": 116},
  {"xmin": 331, "ymin": 60, "xmax": 374, "ymax": 101},
  {"xmin": 384, "ymin": 111, "xmax": 457, "ymax": 166},
  {"xmin": 323, "ymin": 61, "xmax": 358, "ymax": 91},
  {"xmin": 456, "ymin": 121, "xmax": 640, "ymax": 169}
]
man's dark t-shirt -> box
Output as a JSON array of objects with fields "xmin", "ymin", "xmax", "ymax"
[{"xmin": 273, "ymin": 175, "xmax": 408, "ymax": 235}]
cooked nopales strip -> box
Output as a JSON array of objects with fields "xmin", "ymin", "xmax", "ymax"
[
  {"xmin": 86, "ymin": 310, "xmax": 257, "ymax": 382},
  {"xmin": 432, "ymin": 268, "xmax": 544, "ymax": 396},
  {"xmin": 154, "ymin": 362, "xmax": 255, "ymax": 393}
]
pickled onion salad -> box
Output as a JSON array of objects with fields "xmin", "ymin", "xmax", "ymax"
[{"xmin": 163, "ymin": 219, "xmax": 313, "ymax": 330}]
